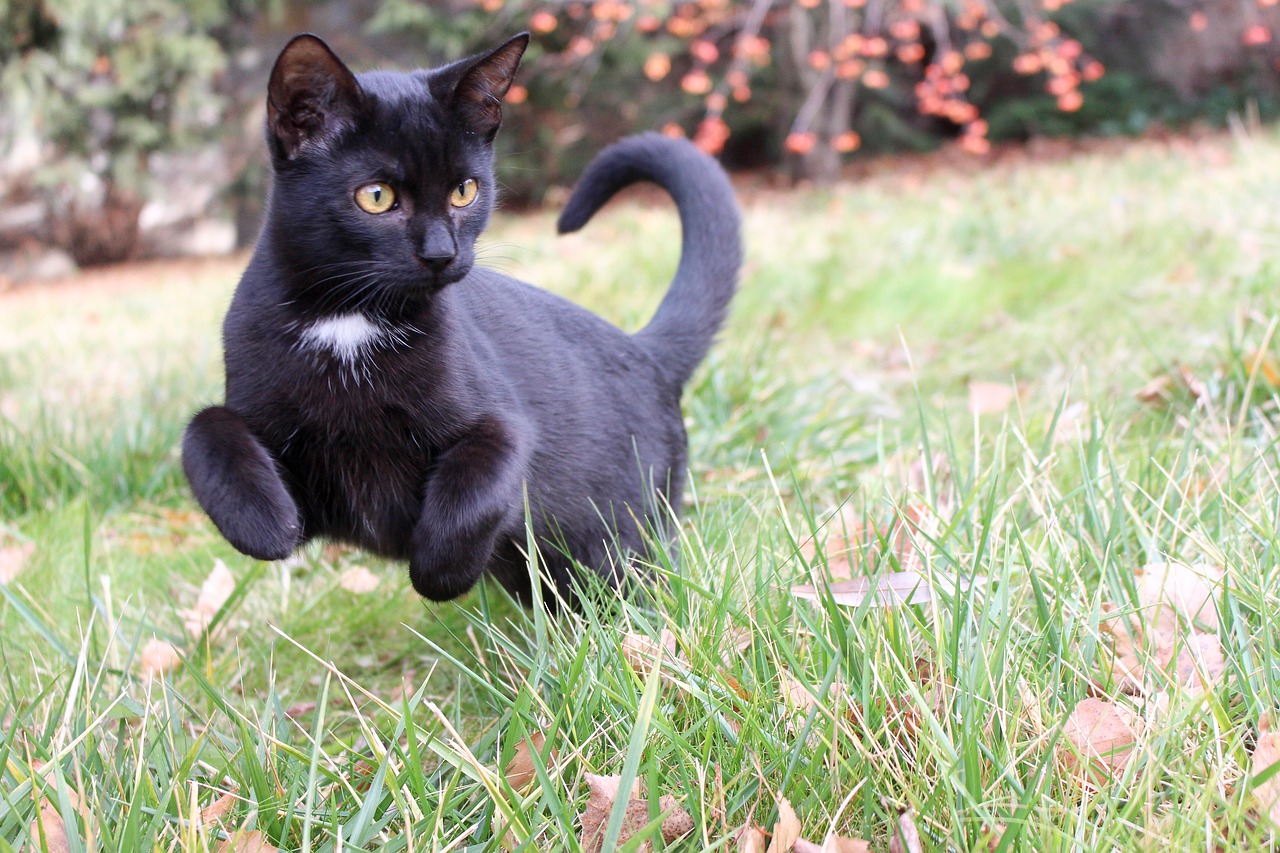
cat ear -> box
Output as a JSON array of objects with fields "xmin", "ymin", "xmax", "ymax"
[
  {"xmin": 451, "ymin": 33, "xmax": 529, "ymax": 140},
  {"xmin": 267, "ymin": 34, "xmax": 363, "ymax": 160}
]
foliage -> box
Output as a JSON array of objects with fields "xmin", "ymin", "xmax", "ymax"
[{"xmin": 0, "ymin": 0, "xmax": 255, "ymax": 264}]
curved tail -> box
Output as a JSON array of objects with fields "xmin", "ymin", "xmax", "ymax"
[{"xmin": 557, "ymin": 133, "xmax": 742, "ymax": 387}]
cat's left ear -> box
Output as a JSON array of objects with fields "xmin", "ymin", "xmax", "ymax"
[{"xmin": 452, "ymin": 33, "xmax": 529, "ymax": 140}]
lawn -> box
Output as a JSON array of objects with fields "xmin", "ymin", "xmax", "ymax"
[{"xmin": 2, "ymin": 127, "xmax": 1280, "ymax": 851}]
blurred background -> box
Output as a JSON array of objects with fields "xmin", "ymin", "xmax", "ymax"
[{"xmin": 1, "ymin": 0, "xmax": 1278, "ymax": 281}]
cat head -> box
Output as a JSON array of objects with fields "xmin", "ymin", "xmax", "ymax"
[{"xmin": 261, "ymin": 33, "xmax": 528, "ymax": 311}]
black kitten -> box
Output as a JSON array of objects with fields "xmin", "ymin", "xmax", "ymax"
[{"xmin": 181, "ymin": 33, "xmax": 741, "ymax": 606}]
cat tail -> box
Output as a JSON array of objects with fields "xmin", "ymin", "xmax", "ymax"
[{"xmin": 557, "ymin": 132, "xmax": 742, "ymax": 388}]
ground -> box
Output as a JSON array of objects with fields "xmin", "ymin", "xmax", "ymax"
[{"xmin": 2, "ymin": 128, "xmax": 1280, "ymax": 850}]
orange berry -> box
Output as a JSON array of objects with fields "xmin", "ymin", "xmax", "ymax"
[
  {"xmin": 964, "ymin": 41, "xmax": 992, "ymax": 60},
  {"xmin": 1244, "ymin": 24, "xmax": 1272, "ymax": 46},
  {"xmin": 862, "ymin": 68, "xmax": 890, "ymax": 89},
  {"xmin": 1057, "ymin": 90, "xmax": 1084, "ymax": 111},
  {"xmin": 896, "ymin": 43, "xmax": 925, "ymax": 63},
  {"xmin": 643, "ymin": 53, "xmax": 671, "ymax": 81},
  {"xmin": 505, "ymin": 84, "xmax": 528, "ymax": 105},
  {"xmin": 833, "ymin": 130, "xmax": 862, "ymax": 152},
  {"xmin": 681, "ymin": 70, "xmax": 712, "ymax": 95},
  {"xmin": 785, "ymin": 132, "xmax": 816, "ymax": 155}
]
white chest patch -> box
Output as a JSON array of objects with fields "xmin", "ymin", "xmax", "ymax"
[{"xmin": 298, "ymin": 313, "xmax": 385, "ymax": 363}]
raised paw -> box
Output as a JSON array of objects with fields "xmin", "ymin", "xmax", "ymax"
[{"xmin": 182, "ymin": 406, "xmax": 302, "ymax": 560}]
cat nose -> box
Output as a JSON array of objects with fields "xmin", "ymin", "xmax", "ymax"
[
  {"xmin": 417, "ymin": 221, "xmax": 457, "ymax": 273},
  {"xmin": 416, "ymin": 251, "xmax": 455, "ymax": 273}
]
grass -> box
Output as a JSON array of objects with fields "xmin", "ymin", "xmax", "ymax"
[{"xmin": 3, "ymin": 126, "xmax": 1280, "ymax": 850}]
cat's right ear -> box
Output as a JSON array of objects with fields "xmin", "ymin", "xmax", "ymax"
[{"xmin": 267, "ymin": 34, "xmax": 363, "ymax": 160}]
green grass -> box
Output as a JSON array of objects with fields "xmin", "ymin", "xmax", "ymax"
[{"xmin": 3, "ymin": 127, "xmax": 1280, "ymax": 850}]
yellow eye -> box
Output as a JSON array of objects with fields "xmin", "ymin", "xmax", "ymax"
[
  {"xmin": 354, "ymin": 182, "xmax": 396, "ymax": 214},
  {"xmin": 450, "ymin": 178, "xmax": 479, "ymax": 208}
]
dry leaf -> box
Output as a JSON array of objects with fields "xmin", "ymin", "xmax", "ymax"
[
  {"xmin": 1099, "ymin": 606, "xmax": 1176, "ymax": 694},
  {"xmin": 337, "ymin": 566, "xmax": 381, "ymax": 594},
  {"xmin": 821, "ymin": 836, "xmax": 871, "ymax": 853},
  {"xmin": 0, "ymin": 541, "xmax": 34, "ymax": 584},
  {"xmin": 1135, "ymin": 561, "xmax": 1222, "ymax": 632},
  {"xmin": 182, "ymin": 559, "xmax": 235, "ymax": 637},
  {"xmin": 1251, "ymin": 730, "xmax": 1280, "ymax": 828},
  {"xmin": 1245, "ymin": 349, "xmax": 1280, "ymax": 386},
  {"xmin": 620, "ymin": 629, "xmax": 679, "ymax": 680},
  {"xmin": 200, "ymin": 786, "xmax": 239, "ymax": 825},
  {"xmin": 1050, "ymin": 401, "xmax": 1088, "ymax": 446},
  {"xmin": 968, "ymin": 381, "xmax": 1016, "ymax": 415},
  {"xmin": 215, "ymin": 829, "xmax": 278, "ymax": 852},
  {"xmin": 25, "ymin": 799, "xmax": 72, "ymax": 853},
  {"xmin": 284, "ymin": 701, "xmax": 316, "ymax": 719},
  {"xmin": 1134, "ymin": 374, "xmax": 1173, "ymax": 405},
  {"xmin": 504, "ymin": 732, "xmax": 557, "ymax": 790},
  {"xmin": 737, "ymin": 825, "xmax": 768, "ymax": 853},
  {"xmin": 887, "ymin": 808, "xmax": 924, "ymax": 853},
  {"xmin": 1172, "ymin": 633, "xmax": 1227, "ymax": 697},
  {"xmin": 767, "ymin": 797, "xmax": 801, "ymax": 853},
  {"xmin": 790, "ymin": 570, "xmax": 985, "ymax": 609},
  {"xmin": 1059, "ymin": 697, "xmax": 1141, "ymax": 783},
  {"xmin": 578, "ymin": 773, "xmax": 693, "ymax": 852},
  {"xmin": 140, "ymin": 637, "xmax": 182, "ymax": 679}
]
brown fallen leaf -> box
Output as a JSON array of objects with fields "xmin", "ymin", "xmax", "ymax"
[
  {"xmin": 620, "ymin": 629, "xmax": 679, "ymax": 681},
  {"xmin": 1059, "ymin": 697, "xmax": 1141, "ymax": 784},
  {"xmin": 821, "ymin": 835, "xmax": 872, "ymax": 853},
  {"xmin": 26, "ymin": 798, "xmax": 72, "ymax": 853},
  {"xmin": 1099, "ymin": 605, "xmax": 1177, "ymax": 694},
  {"xmin": 0, "ymin": 541, "xmax": 34, "ymax": 584},
  {"xmin": 1135, "ymin": 561, "xmax": 1222, "ymax": 632},
  {"xmin": 767, "ymin": 796, "xmax": 801, "ymax": 853},
  {"xmin": 215, "ymin": 829, "xmax": 278, "ymax": 852},
  {"xmin": 1250, "ymin": 730, "xmax": 1280, "ymax": 828},
  {"xmin": 968, "ymin": 381, "xmax": 1016, "ymax": 416},
  {"xmin": 200, "ymin": 786, "xmax": 239, "ymax": 825},
  {"xmin": 284, "ymin": 701, "xmax": 317, "ymax": 719},
  {"xmin": 337, "ymin": 565, "xmax": 381, "ymax": 594},
  {"xmin": 1134, "ymin": 374, "xmax": 1174, "ymax": 405},
  {"xmin": 140, "ymin": 637, "xmax": 182, "ymax": 679},
  {"xmin": 504, "ymin": 732, "xmax": 557, "ymax": 790},
  {"xmin": 790, "ymin": 570, "xmax": 986, "ymax": 609},
  {"xmin": 181, "ymin": 559, "xmax": 235, "ymax": 637},
  {"xmin": 887, "ymin": 808, "xmax": 924, "ymax": 853},
  {"xmin": 737, "ymin": 825, "xmax": 768, "ymax": 853},
  {"xmin": 1172, "ymin": 632, "xmax": 1227, "ymax": 698},
  {"xmin": 578, "ymin": 772, "xmax": 693, "ymax": 852}
]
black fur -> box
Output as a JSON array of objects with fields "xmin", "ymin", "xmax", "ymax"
[{"xmin": 181, "ymin": 33, "xmax": 741, "ymax": 606}]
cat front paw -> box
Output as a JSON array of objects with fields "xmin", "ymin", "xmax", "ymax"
[
  {"xmin": 183, "ymin": 406, "xmax": 303, "ymax": 561},
  {"xmin": 408, "ymin": 520, "xmax": 502, "ymax": 601}
]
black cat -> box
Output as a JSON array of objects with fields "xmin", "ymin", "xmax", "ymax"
[{"xmin": 181, "ymin": 33, "xmax": 741, "ymax": 605}]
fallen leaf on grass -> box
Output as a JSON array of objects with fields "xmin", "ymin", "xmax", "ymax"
[
  {"xmin": 181, "ymin": 559, "xmax": 235, "ymax": 637},
  {"xmin": 1250, "ymin": 730, "xmax": 1280, "ymax": 828},
  {"xmin": 1135, "ymin": 561, "xmax": 1222, "ymax": 632},
  {"xmin": 767, "ymin": 797, "xmax": 801, "ymax": 852},
  {"xmin": 140, "ymin": 637, "xmax": 182, "ymax": 679},
  {"xmin": 1134, "ymin": 374, "xmax": 1174, "ymax": 405},
  {"xmin": 200, "ymin": 786, "xmax": 239, "ymax": 825},
  {"xmin": 887, "ymin": 807, "xmax": 924, "ymax": 853},
  {"xmin": 578, "ymin": 772, "xmax": 693, "ymax": 852},
  {"xmin": 215, "ymin": 829, "xmax": 278, "ymax": 852},
  {"xmin": 337, "ymin": 565, "xmax": 381, "ymax": 594},
  {"xmin": 620, "ymin": 629, "xmax": 680, "ymax": 681},
  {"xmin": 26, "ymin": 799, "xmax": 72, "ymax": 853},
  {"xmin": 790, "ymin": 570, "xmax": 986, "ymax": 609},
  {"xmin": 504, "ymin": 732, "xmax": 557, "ymax": 790},
  {"xmin": 736, "ymin": 825, "xmax": 768, "ymax": 852},
  {"xmin": 968, "ymin": 381, "xmax": 1016, "ymax": 415},
  {"xmin": 1172, "ymin": 633, "xmax": 1227, "ymax": 698},
  {"xmin": 0, "ymin": 541, "xmax": 34, "ymax": 584},
  {"xmin": 1059, "ymin": 697, "xmax": 1141, "ymax": 784}
]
